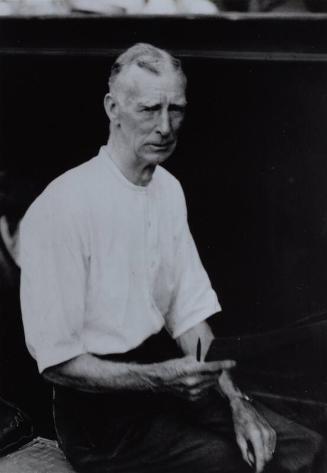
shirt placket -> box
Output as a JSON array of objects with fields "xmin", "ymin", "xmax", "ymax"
[{"xmin": 144, "ymin": 190, "xmax": 160, "ymax": 308}]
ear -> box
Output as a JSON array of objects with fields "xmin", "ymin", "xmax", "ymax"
[{"xmin": 104, "ymin": 93, "xmax": 120, "ymax": 125}]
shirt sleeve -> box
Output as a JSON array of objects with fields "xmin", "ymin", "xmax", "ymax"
[
  {"xmin": 20, "ymin": 188, "xmax": 88, "ymax": 373},
  {"xmin": 166, "ymin": 183, "xmax": 221, "ymax": 339}
]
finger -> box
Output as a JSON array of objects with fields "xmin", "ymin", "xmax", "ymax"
[
  {"xmin": 236, "ymin": 434, "xmax": 253, "ymax": 468},
  {"xmin": 198, "ymin": 378, "xmax": 219, "ymax": 389},
  {"xmin": 188, "ymin": 392, "xmax": 206, "ymax": 402},
  {"xmin": 248, "ymin": 450, "xmax": 255, "ymax": 468},
  {"xmin": 261, "ymin": 426, "xmax": 277, "ymax": 462},
  {"xmin": 186, "ymin": 381, "xmax": 216, "ymax": 394},
  {"xmin": 260, "ymin": 427, "xmax": 271, "ymax": 462},
  {"xmin": 271, "ymin": 429, "xmax": 277, "ymax": 452},
  {"xmin": 183, "ymin": 374, "xmax": 220, "ymax": 389},
  {"xmin": 183, "ymin": 391, "xmax": 206, "ymax": 402},
  {"xmin": 173, "ymin": 377, "xmax": 216, "ymax": 400},
  {"xmin": 192, "ymin": 360, "xmax": 236, "ymax": 375},
  {"xmin": 187, "ymin": 385, "xmax": 213, "ymax": 401},
  {"xmin": 205, "ymin": 360, "xmax": 236, "ymax": 371},
  {"xmin": 249, "ymin": 431, "xmax": 265, "ymax": 473},
  {"xmin": 183, "ymin": 376, "xmax": 199, "ymax": 388},
  {"xmin": 268, "ymin": 430, "xmax": 277, "ymax": 461}
]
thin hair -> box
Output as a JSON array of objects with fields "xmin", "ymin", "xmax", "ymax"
[{"xmin": 108, "ymin": 43, "xmax": 186, "ymax": 93}]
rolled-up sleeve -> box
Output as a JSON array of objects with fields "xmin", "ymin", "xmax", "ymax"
[
  {"xmin": 166, "ymin": 184, "xmax": 221, "ymax": 338},
  {"xmin": 20, "ymin": 191, "xmax": 88, "ymax": 373}
]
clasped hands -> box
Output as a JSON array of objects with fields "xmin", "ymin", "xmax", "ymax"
[{"xmin": 159, "ymin": 355, "xmax": 276, "ymax": 473}]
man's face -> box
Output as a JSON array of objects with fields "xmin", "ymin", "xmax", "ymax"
[{"xmin": 114, "ymin": 65, "xmax": 187, "ymax": 166}]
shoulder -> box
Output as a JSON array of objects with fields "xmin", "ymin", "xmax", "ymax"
[
  {"xmin": 46, "ymin": 157, "xmax": 99, "ymax": 203},
  {"xmin": 21, "ymin": 157, "xmax": 98, "ymax": 233}
]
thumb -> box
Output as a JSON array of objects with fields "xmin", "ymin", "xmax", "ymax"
[{"xmin": 236, "ymin": 434, "xmax": 253, "ymax": 468}]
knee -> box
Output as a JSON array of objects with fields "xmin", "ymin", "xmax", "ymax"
[{"xmin": 276, "ymin": 427, "xmax": 327, "ymax": 473}]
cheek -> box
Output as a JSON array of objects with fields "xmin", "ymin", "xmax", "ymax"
[
  {"xmin": 120, "ymin": 110, "xmax": 140, "ymax": 131},
  {"xmin": 136, "ymin": 121, "xmax": 157, "ymax": 141},
  {"xmin": 133, "ymin": 128, "xmax": 152, "ymax": 148},
  {"xmin": 124, "ymin": 121, "xmax": 147, "ymax": 144},
  {"xmin": 172, "ymin": 117, "xmax": 184, "ymax": 133}
]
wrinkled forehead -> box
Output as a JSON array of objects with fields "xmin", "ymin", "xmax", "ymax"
[{"xmin": 116, "ymin": 64, "xmax": 187, "ymax": 106}]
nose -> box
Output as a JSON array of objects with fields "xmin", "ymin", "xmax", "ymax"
[{"xmin": 156, "ymin": 110, "xmax": 171, "ymax": 137}]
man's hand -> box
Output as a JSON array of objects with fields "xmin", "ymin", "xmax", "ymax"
[
  {"xmin": 158, "ymin": 355, "xmax": 235, "ymax": 402},
  {"xmin": 230, "ymin": 398, "xmax": 276, "ymax": 473}
]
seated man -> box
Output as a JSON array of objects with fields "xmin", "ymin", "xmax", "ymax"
[{"xmin": 19, "ymin": 43, "xmax": 327, "ymax": 473}]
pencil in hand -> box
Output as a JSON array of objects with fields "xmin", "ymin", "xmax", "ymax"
[{"xmin": 196, "ymin": 337, "xmax": 202, "ymax": 362}]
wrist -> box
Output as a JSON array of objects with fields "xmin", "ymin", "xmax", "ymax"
[
  {"xmin": 229, "ymin": 392, "xmax": 253, "ymax": 409},
  {"xmin": 140, "ymin": 359, "xmax": 174, "ymax": 392}
]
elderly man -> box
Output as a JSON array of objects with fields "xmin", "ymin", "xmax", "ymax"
[{"xmin": 20, "ymin": 43, "xmax": 326, "ymax": 473}]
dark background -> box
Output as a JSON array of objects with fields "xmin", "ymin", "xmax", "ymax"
[
  {"xmin": 2, "ymin": 15, "xmax": 327, "ymax": 435},
  {"xmin": 2, "ymin": 51, "xmax": 327, "ymax": 335}
]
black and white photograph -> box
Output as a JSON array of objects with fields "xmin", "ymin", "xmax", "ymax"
[{"xmin": 1, "ymin": 1, "xmax": 327, "ymax": 471}]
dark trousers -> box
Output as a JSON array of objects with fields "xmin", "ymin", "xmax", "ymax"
[{"xmin": 53, "ymin": 331, "xmax": 327, "ymax": 473}]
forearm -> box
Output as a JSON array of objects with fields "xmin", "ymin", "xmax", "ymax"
[
  {"xmin": 43, "ymin": 323, "xmax": 236, "ymax": 399},
  {"xmin": 217, "ymin": 369, "xmax": 245, "ymax": 404},
  {"xmin": 43, "ymin": 353, "xmax": 174, "ymax": 394}
]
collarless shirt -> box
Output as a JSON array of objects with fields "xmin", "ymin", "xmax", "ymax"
[{"xmin": 20, "ymin": 147, "xmax": 220, "ymax": 373}]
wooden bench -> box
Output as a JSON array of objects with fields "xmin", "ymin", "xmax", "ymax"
[{"xmin": 0, "ymin": 437, "xmax": 75, "ymax": 473}]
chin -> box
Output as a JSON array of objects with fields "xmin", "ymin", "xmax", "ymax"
[
  {"xmin": 149, "ymin": 150, "xmax": 173, "ymax": 165},
  {"xmin": 155, "ymin": 155, "xmax": 169, "ymax": 165}
]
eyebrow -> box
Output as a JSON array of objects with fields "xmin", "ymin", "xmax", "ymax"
[
  {"xmin": 172, "ymin": 101, "xmax": 187, "ymax": 108},
  {"xmin": 136, "ymin": 100, "xmax": 187, "ymax": 108}
]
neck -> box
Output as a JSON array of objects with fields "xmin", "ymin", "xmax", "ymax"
[{"xmin": 106, "ymin": 136, "xmax": 156, "ymax": 186}]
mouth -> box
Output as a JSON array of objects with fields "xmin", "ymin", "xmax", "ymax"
[{"xmin": 148, "ymin": 142, "xmax": 174, "ymax": 150}]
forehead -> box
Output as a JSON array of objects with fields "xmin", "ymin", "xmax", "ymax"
[{"xmin": 118, "ymin": 65, "xmax": 186, "ymax": 105}]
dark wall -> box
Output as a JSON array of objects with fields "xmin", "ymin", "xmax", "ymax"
[
  {"xmin": 175, "ymin": 58, "xmax": 327, "ymax": 335},
  {"xmin": 2, "ymin": 51, "xmax": 327, "ymax": 336}
]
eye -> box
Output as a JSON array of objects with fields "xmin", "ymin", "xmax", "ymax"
[
  {"xmin": 169, "ymin": 105, "xmax": 186, "ymax": 115},
  {"xmin": 141, "ymin": 105, "xmax": 161, "ymax": 113}
]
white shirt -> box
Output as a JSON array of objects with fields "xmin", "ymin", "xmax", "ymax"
[{"xmin": 20, "ymin": 147, "xmax": 221, "ymax": 373}]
